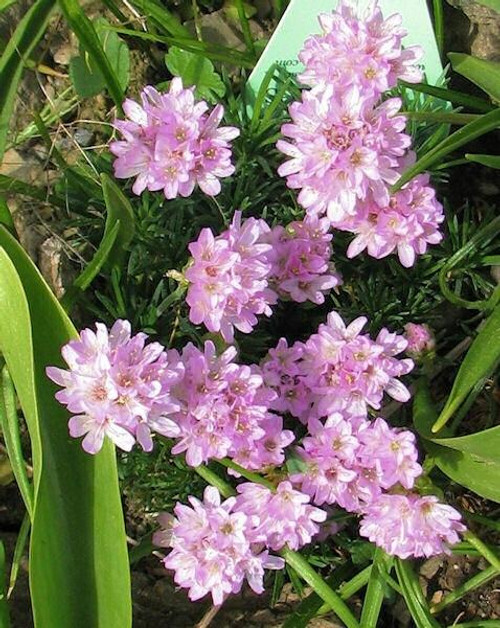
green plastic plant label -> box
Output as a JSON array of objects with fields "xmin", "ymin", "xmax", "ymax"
[{"xmin": 247, "ymin": 0, "xmax": 443, "ymax": 98}]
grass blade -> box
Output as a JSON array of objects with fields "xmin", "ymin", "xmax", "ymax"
[
  {"xmin": 0, "ymin": 541, "xmax": 9, "ymax": 628},
  {"xmin": 395, "ymin": 559, "xmax": 441, "ymax": 628},
  {"xmin": 360, "ymin": 549, "xmax": 393, "ymax": 628},
  {"xmin": 7, "ymin": 512, "xmax": 30, "ymax": 598},
  {"xmin": 0, "ymin": 0, "xmax": 55, "ymax": 161},
  {"xmin": 449, "ymin": 53, "xmax": 500, "ymax": 102},
  {"xmin": 0, "ymin": 366, "xmax": 33, "ymax": 519},
  {"xmin": 392, "ymin": 107, "xmax": 500, "ymax": 192},
  {"xmin": 281, "ymin": 547, "xmax": 360, "ymax": 628},
  {"xmin": 399, "ymin": 81, "xmax": 495, "ymax": 113},
  {"xmin": 57, "ymin": 0, "xmax": 124, "ymax": 110}
]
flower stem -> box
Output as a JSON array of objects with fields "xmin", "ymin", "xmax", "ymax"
[
  {"xmin": 281, "ymin": 547, "xmax": 360, "ymax": 628},
  {"xmin": 218, "ymin": 458, "xmax": 275, "ymax": 490}
]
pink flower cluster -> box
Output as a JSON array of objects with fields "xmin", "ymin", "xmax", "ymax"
[
  {"xmin": 46, "ymin": 320, "xmax": 182, "ymax": 454},
  {"xmin": 360, "ymin": 493, "xmax": 466, "ymax": 558},
  {"xmin": 165, "ymin": 341, "xmax": 294, "ymax": 469},
  {"xmin": 290, "ymin": 414, "xmax": 422, "ymax": 511},
  {"xmin": 48, "ymin": 325, "xmax": 293, "ymax": 468},
  {"xmin": 156, "ymin": 483, "xmax": 326, "ymax": 605},
  {"xmin": 277, "ymin": 2, "xmax": 444, "ymax": 267},
  {"xmin": 110, "ymin": 78, "xmax": 239, "ymax": 199},
  {"xmin": 155, "ymin": 486, "xmax": 285, "ymax": 605},
  {"xmin": 261, "ymin": 312, "xmax": 413, "ymax": 425},
  {"xmin": 265, "ymin": 216, "xmax": 341, "ymax": 304},
  {"xmin": 298, "ymin": 1, "xmax": 423, "ymax": 96},
  {"xmin": 185, "ymin": 212, "xmax": 277, "ymax": 343},
  {"xmin": 404, "ymin": 321, "xmax": 435, "ymax": 357},
  {"xmin": 185, "ymin": 212, "xmax": 340, "ymax": 341}
]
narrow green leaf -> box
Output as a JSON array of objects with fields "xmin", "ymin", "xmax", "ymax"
[
  {"xmin": 57, "ymin": 0, "xmax": 124, "ymax": 110},
  {"xmin": 165, "ymin": 47, "xmax": 226, "ymax": 102},
  {"xmin": 282, "ymin": 563, "xmax": 356, "ymax": 628},
  {"xmin": 0, "ymin": 0, "xmax": 55, "ymax": 161},
  {"xmin": 431, "ymin": 0, "xmax": 444, "ymax": 58},
  {"xmin": 432, "ymin": 565, "xmax": 499, "ymax": 615},
  {"xmin": 7, "ymin": 512, "xmax": 30, "ymax": 598},
  {"xmin": 392, "ymin": 107, "xmax": 500, "ymax": 192},
  {"xmin": 395, "ymin": 559, "xmax": 440, "ymax": 628},
  {"xmin": 100, "ymin": 173, "xmax": 136, "ymax": 269},
  {"xmin": 433, "ymin": 303, "xmax": 500, "ymax": 431},
  {"xmin": 399, "ymin": 81, "xmax": 495, "ymax": 113},
  {"xmin": 0, "ymin": 198, "xmax": 15, "ymax": 236},
  {"xmin": 0, "ymin": 541, "xmax": 9, "ymax": 628},
  {"xmin": 129, "ymin": 0, "xmax": 190, "ymax": 37},
  {"xmin": 0, "ymin": 0, "xmax": 16, "ymax": 12},
  {"xmin": 466, "ymin": 153, "xmax": 500, "ymax": 168},
  {"xmin": 449, "ymin": 53, "xmax": 500, "ymax": 102},
  {"xmin": 0, "ymin": 227, "xmax": 132, "ymax": 627},
  {"xmin": 360, "ymin": 549, "xmax": 393, "ymax": 628},
  {"xmin": 281, "ymin": 547, "xmax": 360, "ymax": 628},
  {"xmin": 438, "ymin": 215, "xmax": 500, "ymax": 311},
  {"xmin": 60, "ymin": 221, "xmax": 120, "ymax": 311},
  {"xmin": 0, "ymin": 366, "xmax": 33, "ymax": 518}
]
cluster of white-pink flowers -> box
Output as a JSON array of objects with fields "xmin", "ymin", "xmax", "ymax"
[
  {"xmin": 185, "ymin": 211, "xmax": 341, "ymax": 342},
  {"xmin": 261, "ymin": 312, "xmax": 413, "ymax": 423},
  {"xmin": 48, "ymin": 1, "xmax": 465, "ymax": 610},
  {"xmin": 110, "ymin": 78, "xmax": 239, "ymax": 198},
  {"xmin": 277, "ymin": 1, "xmax": 444, "ymax": 267},
  {"xmin": 48, "ymin": 310, "xmax": 465, "ymax": 590},
  {"xmin": 153, "ymin": 484, "xmax": 325, "ymax": 605}
]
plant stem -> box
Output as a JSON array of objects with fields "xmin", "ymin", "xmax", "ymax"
[
  {"xmin": 431, "ymin": 564, "xmax": 499, "ymax": 614},
  {"xmin": 281, "ymin": 547, "xmax": 360, "ymax": 628}
]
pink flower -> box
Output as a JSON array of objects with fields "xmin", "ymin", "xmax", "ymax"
[
  {"xmin": 404, "ymin": 322, "xmax": 435, "ymax": 356},
  {"xmin": 185, "ymin": 212, "xmax": 277, "ymax": 342},
  {"xmin": 298, "ymin": 1, "xmax": 423, "ymax": 97},
  {"xmin": 47, "ymin": 320, "xmax": 182, "ymax": 453},
  {"xmin": 360, "ymin": 493, "xmax": 466, "ymax": 558},
  {"xmin": 110, "ymin": 79, "xmax": 239, "ymax": 199},
  {"xmin": 158, "ymin": 486, "xmax": 284, "ymax": 606},
  {"xmin": 235, "ymin": 481, "xmax": 327, "ymax": 550},
  {"xmin": 277, "ymin": 86, "xmax": 410, "ymax": 220}
]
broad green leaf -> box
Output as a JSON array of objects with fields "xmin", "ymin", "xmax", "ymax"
[
  {"xmin": 101, "ymin": 173, "xmax": 136, "ymax": 268},
  {"xmin": 466, "ymin": 153, "xmax": 500, "ymax": 168},
  {"xmin": 165, "ymin": 46, "xmax": 226, "ymax": 102},
  {"xmin": 395, "ymin": 560, "xmax": 440, "ymax": 628},
  {"xmin": 0, "ymin": 0, "xmax": 54, "ymax": 162},
  {"xmin": 475, "ymin": 0, "xmax": 500, "ymax": 13},
  {"xmin": 69, "ymin": 17, "xmax": 129, "ymax": 99},
  {"xmin": 449, "ymin": 53, "xmax": 500, "ymax": 102},
  {"xmin": 429, "ymin": 444, "xmax": 500, "ymax": 503},
  {"xmin": 0, "ymin": 227, "xmax": 131, "ymax": 627},
  {"xmin": 0, "ymin": 540, "xmax": 9, "ymax": 628},
  {"xmin": 392, "ymin": 107, "xmax": 500, "ymax": 192},
  {"xmin": 69, "ymin": 55, "xmax": 106, "ymax": 98},
  {"xmin": 57, "ymin": 0, "xmax": 124, "ymax": 110},
  {"xmin": 0, "ymin": 367, "xmax": 33, "ymax": 518},
  {"xmin": 414, "ymin": 381, "xmax": 500, "ymax": 503},
  {"xmin": 433, "ymin": 426, "xmax": 500, "ymax": 462},
  {"xmin": 433, "ymin": 303, "xmax": 500, "ymax": 431}
]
